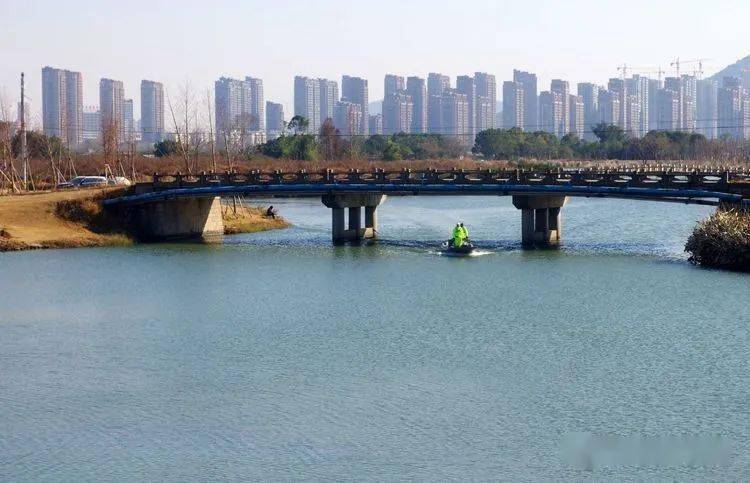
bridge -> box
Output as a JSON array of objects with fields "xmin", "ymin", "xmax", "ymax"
[{"xmin": 105, "ymin": 167, "xmax": 750, "ymax": 246}]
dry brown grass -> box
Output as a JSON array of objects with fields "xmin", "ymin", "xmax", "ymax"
[
  {"xmin": 0, "ymin": 188, "xmax": 134, "ymax": 251},
  {"xmin": 686, "ymin": 207, "xmax": 750, "ymax": 271},
  {"xmin": 222, "ymin": 205, "xmax": 289, "ymax": 235}
]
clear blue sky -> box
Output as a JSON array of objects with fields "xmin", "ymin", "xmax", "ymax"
[{"xmin": 2, "ymin": 0, "xmax": 749, "ymax": 124}]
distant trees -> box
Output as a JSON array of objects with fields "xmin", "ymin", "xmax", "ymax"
[
  {"xmin": 154, "ymin": 139, "xmax": 181, "ymax": 157},
  {"xmin": 471, "ymin": 124, "xmax": 725, "ymax": 162}
]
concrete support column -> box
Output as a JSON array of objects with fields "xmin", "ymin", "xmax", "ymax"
[
  {"xmin": 521, "ymin": 208, "xmax": 535, "ymax": 247},
  {"xmin": 332, "ymin": 208, "xmax": 346, "ymax": 243},
  {"xmin": 348, "ymin": 207, "xmax": 362, "ymax": 237},
  {"xmin": 365, "ymin": 205, "xmax": 378, "ymax": 238},
  {"xmin": 512, "ymin": 195, "xmax": 567, "ymax": 248},
  {"xmin": 548, "ymin": 207, "xmax": 561, "ymax": 243},
  {"xmin": 322, "ymin": 194, "xmax": 386, "ymax": 243}
]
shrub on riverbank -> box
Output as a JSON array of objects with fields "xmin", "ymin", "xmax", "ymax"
[{"xmin": 685, "ymin": 207, "xmax": 750, "ymax": 272}]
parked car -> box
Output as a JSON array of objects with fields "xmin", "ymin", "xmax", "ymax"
[{"xmin": 56, "ymin": 176, "xmax": 109, "ymax": 189}]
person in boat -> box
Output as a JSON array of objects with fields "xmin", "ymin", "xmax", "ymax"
[
  {"xmin": 459, "ymin": 222, "xmax": 469, "ymax": 242},
  {"xmin": 266, "ymin": 205, "xmax": 276, "ymax": 219},
  {"xmin": 451, "ymin": 223, "xmax": 465, "ymax": 248}
]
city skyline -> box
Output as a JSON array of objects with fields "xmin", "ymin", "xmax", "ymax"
[{"xmin": 3, "ymin": 0, "xmax": 750, "ymax": 123}]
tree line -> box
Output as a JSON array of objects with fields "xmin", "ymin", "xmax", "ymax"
[{"xmin": 472, "ymin": 123, "xmax": 750, "ymax": 162}]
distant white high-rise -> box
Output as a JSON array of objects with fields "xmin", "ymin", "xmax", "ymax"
[
  {"xmin": 598, "ymin": 90, "xmax": 621, "ymax": 128},
  {"xmin": 474, "ymin": 72, "xmax": 497, "ymax": 130},
  {"xmin": 577, "ymin": 83, "xmax": 599, "ymax": 140},
  {"xmin": 539, "ymin": 90, "xmax": 564, "ymax": 138},
  {"xmin": 696, "ymin": 79, "xmax": 718, "ymax": 138},
  {"xmin": 607, "ymin": 78, "xmax": 627, "ymax": 129},
  {"xmin": 245, "ymin": 77, "xmax": 265, "ymax": 132},
  {"xmin": 123, "ymin": 99, "xmax": 135, "ymax": 141},
  {"xmin": 440, "ymin": 89, "xmax": 469, "ymax": 143},
  {"xmin": 82, "ymin": 106, "xmax": 100, "ymax": 141},
  {"xmin": 100, "ymin": 78, "xmax": 125, "ymax": 140},
  {"xmin": 265, "ymin": 101, "xmax": 285, "ymax": 138},
  {"xmin": 334, "ymin": 100, "xmax": 363, "ymax": 136},
  {"xmin": 656, "ymin": 88, "xmax": 680, "ymax": 131},
  {"xmin": 569, "ymin": 94, "xmax": 584, "ymax": 138},
  {"xmin": 294, "ymin": 76, "xmax": 321, "ymax": 133},
  {"xmin": 215, "ymin": 76, "xmax": 264, "ymax": 143},
  {"xmin": 368, "ymin": 114, "xmax": 383, "ymax": 135},
  {"xmin": 318, "ymin": 79, "xmax": 339, "ymax": 125},
  {"xmin": 513, "ymin": 70, "xmax": 537, "ymax": 131},
  {"xmin": 406, "ymin": 77, "xmax": 427, "ymax": 134},
  {"xmin": 502, "ymin": 81, "xmax": 524, "ymax": 130},
  {"xmin": 717, "ymin": 77, "xmax": 746, "ymax": 139},
  {"xmin": 341, "ymin": 75, "xmax": 369, "ymax": 135},
  {"xmin": 427, "ymin": 73, "xmax": 450, "ymax": 134},
  {"xmin": 550, "ymin": 79, "xmax": 570, "ymax": 135},
  {"xmin": 42, "ymin": 66, "xmax": 83, "ymax": 146},
  {"xmin": 140, "ymin": 80, "xmax": 164, "ymax": 144}
]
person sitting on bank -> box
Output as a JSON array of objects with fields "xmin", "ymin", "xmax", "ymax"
[
  {"xmin": 266, "ymin": 205, "xmax": 276, "ymax": 219},
  {"xmin": 452, "ymin": 223, "xmax": 465, "ymax": 248}
]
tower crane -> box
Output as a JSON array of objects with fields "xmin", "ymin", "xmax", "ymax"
[{"xmin": 670, "ymin": 58, "xmax": 711, "ymax": 78}]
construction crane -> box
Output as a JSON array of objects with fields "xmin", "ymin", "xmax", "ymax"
[
  {"xmin": 618, "ymin": 65, "xmax": 666, "ymax": 83},
  {"xmin": 670, "ymin": 58, "xmax": 711, "ymax": 78}
]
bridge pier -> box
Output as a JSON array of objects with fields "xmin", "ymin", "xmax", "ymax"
[
  {"xmin": 130, "ymin": 196, "xmax": 224, "ymax": 242},
  {"xmin": 513, "ymin": 195, "xmax": 567, "ymax": 247},
  {"xmin": 322, "ymin": 194, "xmax": 386, "ymax": 243}
]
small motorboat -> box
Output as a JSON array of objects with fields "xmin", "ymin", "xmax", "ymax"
[{"xmin": 441, "ymin": 240, "xmax": 476, "ymax": 255}]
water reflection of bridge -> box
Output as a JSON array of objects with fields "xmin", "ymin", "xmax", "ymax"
[{"xmin": 105, "ymin": 168, "xmax": 750, "ymax": 245}]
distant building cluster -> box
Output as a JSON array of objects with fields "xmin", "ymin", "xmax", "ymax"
[
  {"xmin": 502, "ymin": 70, "xmax": 750, "ymax": 141},
  {"xmin": 39, "ymin": 64, "xmax": 750, "ymax": 153}
]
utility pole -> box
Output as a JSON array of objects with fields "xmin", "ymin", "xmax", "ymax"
[{"xmin": 20, "ymin": 72, "xmax": 28, "ymax": 189}]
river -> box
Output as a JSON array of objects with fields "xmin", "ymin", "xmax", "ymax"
[{"xmin": 1, "ymin": 196, "xmax": 749, "ymax": 480}]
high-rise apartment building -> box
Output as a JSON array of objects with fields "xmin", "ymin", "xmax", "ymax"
[
  {"xmin": 384, "ymin": 75, "xmax": 405, "ymax": 99},
  {"xmin": 717, "ymin": 77, "xmax": 746, "ymax": 139},
  {"xmin": 406, "ymin": 76, "xmax": 427, "ymax": 133},
  {"xmin": 657, "ymin": 88, "xmax": 680, "ymax": 131},
  {"xmin": 577, "ymin": 83, "xmax": 599, "ymax": 140},
  {"xmin": 607, "ymin": 78, "xmax": 627, "ymax": 129},
  {"xmin": 647, "ymin": 79, "xmax": 662, "ymax": 131},
  {"xmin": 334, "ymin": 100, "xmax": 363, "ymax": 136},
  {"xmin": 427, "ymin": 73, "xmax": 450, "ymax": 97},
  {"xmin": 513, "ymin": 70, "xmax": 537, "ymax": 131},
  {"xmin": 245, "ymin": 77, "xmax": 265, "ymax": 131},
  {"xmin": 550, "ymin": 79, "xmax": 570, "ymax": 135},
  {"xmin": 383, "ymin": 91, "xmax": 413, "ymax": 135},
  {"xmin": 474, "ymin": 72, "xmax": 497, "ymax": 130},
  {"xmin": 663, "ymin": 77, "xmax": 683, "ymax": 130},
  {"xmin": 318, "ymin": 78, "xmax": 339, "ymax": 124},
  {"xmin": 341, "ymin": 75, "xmax": 368, "ymax": 135},
  {"xmin": 539, "ymin": 90, "xmax": 564, "ymax": 138},
  {"xmin": 456, "ymin": 75, "xmax": 476, "ymax": 138},
  {"xmin": 696, "ymin": 79, "xmax": 718, "ymax": 139},
  {"xmin": 440, "ymin": 89, "xmax": 469, "ymax": 143},
  {"xmin": 100, "ymin": 78, "xmax": 125, "ymax": 140},
  {"xmin": 42, "ymin": 66, "xmax": 83, "ymax": 146},
  {"xmin": 140, "ymin": 80, "xmax": 164, "ymax": 144},
  {"xmin": 502, "ymin": 81, "xmax": 524, "ymax": 129},
  {"xmin": 82, "ymin": 106, "xmax": 100, "ymax": 141},
  {"xmin": 598, "ymin": 90, "xmax": 621, "ymax": 127},
  {"xmin": 427, "ymin": 73, "xmax": 450, "ymax": 134},
  {"xmin": 215, "ymin": 77, "xmax": 252, "ymax": 139},
  {"xmin": 123, "ymin": 99, "xmax": 135, "ymax": 141},
  {"xmin": 368, "ymin": 114, "xmax": 383, "ymax": 135},
  {"xmin": 294, "ymin": 76, "xmax": 321, "ymax": 133},
  {"xmin": 265, "ymin": 101, "xmax": 285, "ymax": 138},
  {"xmin": 626, "ymin": 75, "xmax": 650, "ymax": 137},
  {"xmin": 681, "ymin": 75, "xmax": 697, "ymax": 133},
  {"xmin": 569, "ymin": 95, "xmax": 584, "ymax": 138}
]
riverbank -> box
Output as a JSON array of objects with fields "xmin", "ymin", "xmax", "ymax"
[
  {"xmin": 686, "ymin": 207, "xmax": 750, "ymax": 272},
  {"xmin": 0, "ymin": 190, "xmax": 288, "ymax": 252}
]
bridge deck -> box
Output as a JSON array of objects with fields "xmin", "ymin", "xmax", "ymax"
[{"xmin": 106, "ymin": 168, "xmax": 750, "ymax": 206}]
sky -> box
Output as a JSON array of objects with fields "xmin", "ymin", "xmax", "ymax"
[{"xmin": 2, "ymin": 0, "xmax": 750, "ymax": 126}]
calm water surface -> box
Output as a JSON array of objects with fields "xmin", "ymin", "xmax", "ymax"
[{"xmin": 1, "ymin": 197, "xmax": 749, "ymax": 480}]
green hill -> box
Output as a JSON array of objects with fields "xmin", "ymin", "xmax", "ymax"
[{"xmin": 709, "ymin": 54, "xmax": 750, "ymax": 82}]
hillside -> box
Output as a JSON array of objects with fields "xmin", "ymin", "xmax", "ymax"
[{"xmin": 709, "ymin": 54, "xmax": 750, "ymax": 82}]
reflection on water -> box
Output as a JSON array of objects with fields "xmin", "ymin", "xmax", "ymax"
[{"xmin": 1, "ymin": 197, "xmax": 749, "ymax": 480}]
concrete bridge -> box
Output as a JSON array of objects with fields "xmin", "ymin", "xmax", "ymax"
[{"xmin": 105, "ymin": 167, "xmax": 750, "ymax": 246}]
